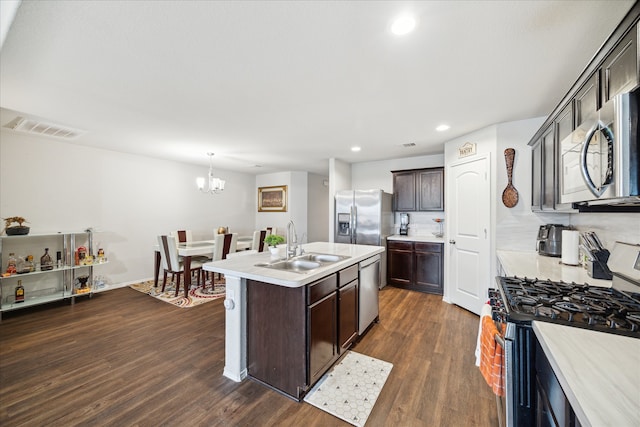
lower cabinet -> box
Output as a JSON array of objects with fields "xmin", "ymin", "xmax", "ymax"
[
  {"xmin": 535, "ymin": 340, "xmax": 581, "ymax": 427},
  {"xmin": 338, "ymin": 264, "xmax": 358, "ymax": 351},
  {"xmin": 247, "ymin": 264, "xmax": 360, "ymax": 400},
  {"xmin": 388, "ymin": 240, "xmax": 443, "ymax": 295},
  {"xmin": 307, "ymin": 274, "xmax": 339, "ymax": 387}
]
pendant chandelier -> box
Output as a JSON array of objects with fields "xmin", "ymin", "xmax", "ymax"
[{"xmin": 196, "ymin": 152, "xmax": 225, "ymax": 194}]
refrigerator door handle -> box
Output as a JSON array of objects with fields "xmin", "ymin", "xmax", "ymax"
[{"xmin": 351, "ymin": 205, "xmax": 357, "ymax": 244}]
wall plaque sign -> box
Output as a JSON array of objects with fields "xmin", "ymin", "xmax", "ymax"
[{"xmin": 458, "ymin": 142, "xmax": 476, "ymax": 158}]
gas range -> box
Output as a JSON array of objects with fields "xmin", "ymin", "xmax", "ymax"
[{"xmin": 491, "ymin": 276, "xmax": 640, "ymax": 338}]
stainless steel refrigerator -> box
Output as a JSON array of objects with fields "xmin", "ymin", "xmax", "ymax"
[{"xmin": 335, "ymin": 189, "xmax": 393, "ymax": 334}]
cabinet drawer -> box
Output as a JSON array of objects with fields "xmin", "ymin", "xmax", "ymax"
[
  {"xmin": 388, "ymin": 241, "xmax": 413, "ymax": 251},
  {"xmin": 338, "ymin": 264, "xmax": 358, "ymax": 288},
  {"xmin": 415, "ymin": 242, "xmax": 442, "ymax": 253},
  {"xmin": 308, "ymin": 274, "xmax": 337, "ymax": 305}
]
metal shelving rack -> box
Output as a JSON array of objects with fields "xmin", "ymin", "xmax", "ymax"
[{"xmin": 0, "ymin": 230, "xmax": 107, "ymax": 320}]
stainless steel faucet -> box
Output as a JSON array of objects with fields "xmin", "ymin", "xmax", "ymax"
[{"xmin": 286, "ymin": 220, "xmax": 298, "ymax": 259}]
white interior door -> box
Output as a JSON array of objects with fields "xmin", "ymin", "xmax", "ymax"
[{"xmin": 448, "ymin": 155, "xmax": 490, "ymax": 315}]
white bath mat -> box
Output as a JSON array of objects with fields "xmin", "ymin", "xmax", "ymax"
[{"xmin": 303, "ymin": 351, "xmax": 393, "ymax": 427}]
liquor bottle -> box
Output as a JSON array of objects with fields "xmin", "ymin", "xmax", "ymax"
[
  {"xmin": 25, "ymin": 255, "xmax": 35, "ymax": 272},
  {"xmin": 15, "ymin": 280, "xmax": 24, "ymax": 303},
  {"xmin": 40, "ymin": 248, "xmax": 54, "ymax": 271},
  {"xmin": 6, "ymin": 253, "xmax": 17, "ymax": 274}
]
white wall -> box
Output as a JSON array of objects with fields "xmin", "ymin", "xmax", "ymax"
[
  {"xmin": 351, "ymin": 153, "xmax": 445, "ymax": 193},
  {"xmin": 495, "ymin": 117, "xmax": 570, "ymax": 251},
  {"xmin": 255, "ymin": 171, "xmax": 309, "ymax": 241},
  {"xmin": 328, "ymin": 158, "xmax": 352, "ymax": 241},
  {"xmin": 307, "ymin": 173, "xmax": 329, "ymax": 243},
  {"xmin": 0, "ymin": 130, "xmax": 256, "ymax": 287}
]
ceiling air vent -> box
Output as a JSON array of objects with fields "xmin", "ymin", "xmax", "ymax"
[
  {"xmin": 2, "ymin": 116, "xmax": 85, "ymax": 139},
  {"xmin": 402, "ymin": 143, "xmax": 416, "ymax": 148}
]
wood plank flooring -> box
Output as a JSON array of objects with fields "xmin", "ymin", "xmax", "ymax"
[{"xmin": 0, "ymin": 285, "xmax": 498, "ymax": 426}]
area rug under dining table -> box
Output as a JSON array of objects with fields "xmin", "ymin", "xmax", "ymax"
[{"xmin": 129, "ymin": 278, "xmax": 226, "ymax": 308}]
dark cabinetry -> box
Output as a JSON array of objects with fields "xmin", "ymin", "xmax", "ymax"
[
  {"xmin": 247, "ymin": 264, "xmax": 360, "ymax": 400},
  {"xmin": 392, "ymin": 167, "xmax": 444, "ymax": 212},
  {"xmin": 308, "ymin": 274, "xmax": 339, "ymax": 387},
  {"xmin": 387, "ymin": 240, "xmax": 443, "ymax": 295},
  {"xmin": 532, "ymin": 103, "xmax": 575, "ymax": 212},
  {"xmin": 528, "ymin": 7, "xmax": 639, "ymax": 213},
  {"xmin": 535, "ymin": 340, "xmax": 582, "ymax": 427},
  {"xmin": 601, "ymin": 24, "xmax": 638, "ymax": 104},
  {"xmin": 338, "ymin": 264, "xmax": 358, "ymax": 351}
]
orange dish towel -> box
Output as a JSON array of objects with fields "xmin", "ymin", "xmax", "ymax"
[{"xmin": 479, "ymin": 316, "xmax": 505, "ymax": 397}]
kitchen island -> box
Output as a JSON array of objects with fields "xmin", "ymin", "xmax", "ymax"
[{"xmin": 203, "ymin": 242, "xmax": 384, "ymax": 399}]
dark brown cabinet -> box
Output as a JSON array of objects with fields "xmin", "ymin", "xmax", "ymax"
[
  {"xmin": 600, "ymin": 24, "xmax": 638, "ymax": 105},
  {"xmin": 531, "ymin": 104, "xmax": 575, "ymax": 213},
  {"xmin": 535, "ymin": 340, "xmax": 581, "ymax": 427},
  {"xmin": 308, "ymin": 276, "xmax": 338, "ymax": 387},
  {"xmin": 392, "ymin": 168, "xmax": 444, "ymax": 212},
  {"xmin": 387, "ymin": 240, "xmax": 443, "ymax": 295},
  {"xmin": 393, "ymin": 171, "xmax": 417, "ymax": 211},
  {"xmin": 246, "ymin": 264, "xmax": 362, "ymax": 400},
  {"xmin": 338, "ymin": 264, "xmax": 358, "ymax": 351}
]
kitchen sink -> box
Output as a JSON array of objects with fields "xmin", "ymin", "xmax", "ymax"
[{"xmin": 255, "ymin": 252, "xmax": 350, "ymax": 274}]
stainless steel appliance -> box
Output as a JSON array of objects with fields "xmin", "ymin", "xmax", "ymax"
[
  {"xmin": 335, "ymin": 189, "xmax": 392, "ymax": 334},
  {"xmin": 335, "ymin": 189, "xmax": 393, "ymax": 287},
  {"xmin": 399, "ymin": 213, "xmax": 409, "ymax": 235},
  {"xmin": 359, "ymin": 254, "xmax": 381, "ymax": 335},
  {"xmin": 536, "ymin": 224, "xmax": 572, "ymax": 257},
  {"xmin": 489, "ymin": 242, "xmax": 640, "ymax": 426},
  {"xmin": 559, "ymin": 89, "xmax": 639, "ymax": 206}
]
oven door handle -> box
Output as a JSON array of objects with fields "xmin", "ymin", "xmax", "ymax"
[{"xmin": 580, "ymin": 120, "xmax": 614, "ymax": 197}]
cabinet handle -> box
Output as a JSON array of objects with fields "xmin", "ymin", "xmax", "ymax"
[{"xmin": 449, "ymin": 240, "xmax": 456, "ymax": 244}]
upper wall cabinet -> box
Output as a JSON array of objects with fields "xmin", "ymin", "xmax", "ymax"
[
  {"xmin": 600, "ymin": 24, "xmax": 638, "ymax": 104},
  {"xmin": 392, "ymin": 167, "xmax": 444, "ymax": 212},
  {"xmin": 528, "ymin": 5, "xmax": 639, "ymax": 213}
]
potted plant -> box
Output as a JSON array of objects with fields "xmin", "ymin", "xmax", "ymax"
[
  {"xmin": 2, "ymin": 216, "xmax": 30, "ymax": 236},
  {"xmin": 264, "ymin": 234, "xmax": 285, "ymax": 256}
]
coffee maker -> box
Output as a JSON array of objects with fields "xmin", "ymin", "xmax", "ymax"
[{"xmin": 400, "ymin": 213, "xmax": 409, "ymax": 235}]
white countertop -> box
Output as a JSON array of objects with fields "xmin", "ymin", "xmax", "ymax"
[
  {"xmin": 496, "ymin": 249, "xmax": 612, "ymax": 288},
  {"xmin": 533, "ymin": 322, "xmax": 640, "ymax": 427},
  {"xmin": 203, "ymin": 242, "xmax": 384, "ymax": 288},
  {"xmin": 387, "ymin": 235, "xmax": 445, "ymax": 243}
]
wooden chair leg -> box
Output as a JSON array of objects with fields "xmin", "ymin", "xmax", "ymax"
[
  {"xmin": 162, "ymin": 271, "xmax": 168, "ymax": 292},
  {"xmin": 175, "ymin": 274, "xmax": 181, "ymax": 297}
]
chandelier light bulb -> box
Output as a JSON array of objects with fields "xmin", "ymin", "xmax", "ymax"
[{"xmin": 197, "ymin": 152, "xmax": 225, "ymax": 194}]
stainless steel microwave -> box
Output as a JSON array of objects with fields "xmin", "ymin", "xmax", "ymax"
[{"xmin": 559, "ymin": 90, "xmax": 639, "ymax": 206}]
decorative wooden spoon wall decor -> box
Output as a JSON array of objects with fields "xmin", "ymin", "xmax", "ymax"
[{"xmin": 502, "ymin": 148, "xmax": 519, "ymax": 208}]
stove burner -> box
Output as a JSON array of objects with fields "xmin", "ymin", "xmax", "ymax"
[{"xmin": 496, "ymin": 276, "xmax": 639, "ymax": 338}]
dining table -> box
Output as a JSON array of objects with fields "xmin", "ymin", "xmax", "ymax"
[{"xmin": 153, "ymin": 237, "xmax": 252, "ymax": 297}]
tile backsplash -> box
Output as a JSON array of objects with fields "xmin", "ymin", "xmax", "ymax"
[{"xmin": 393, "ymin": 212, "xmax": 445, "ymax": 237}]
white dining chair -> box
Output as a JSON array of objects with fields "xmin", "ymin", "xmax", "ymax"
[
  {"xmin": 251, "ymin": 229, "xmax": 270, "ymax": 252},
  {"xmin": 170, "ymin": 229, "xmax": 212, "ymax": 263},
  {"xmin": 209, "ymin": 233, "xmax": 238, "ymax": 286},
  {"xmin": 157, "ymin": 235, "xmax": 203, "ymax": 297}
]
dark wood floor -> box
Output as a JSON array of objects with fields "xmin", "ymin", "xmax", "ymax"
[{"xmin": 0, "ymin": 285, "xmax": 498, "ymax": 426}]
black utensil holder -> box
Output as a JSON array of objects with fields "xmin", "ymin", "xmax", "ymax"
[{"xmin": 588, "ymin": 249, "xmax": 613, "ymax": 280}]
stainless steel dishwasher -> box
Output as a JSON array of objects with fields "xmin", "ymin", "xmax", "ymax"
[{"xmin": 358, "ymin": 254, "xmax": 380, "ymax": 335}]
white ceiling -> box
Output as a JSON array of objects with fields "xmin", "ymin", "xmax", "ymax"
[{"xmin": 0, "ymin": 0, "xmax": 635, "ymax": 175}]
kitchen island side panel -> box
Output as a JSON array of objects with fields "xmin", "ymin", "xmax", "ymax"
[{"xmin": 247, "ymin": 280, "xmax": 307, "ymax": 398}]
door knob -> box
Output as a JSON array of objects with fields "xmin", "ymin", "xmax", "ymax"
[{"xmin": 449, "ymin": 239, "xmax": 456, "ymax": 244}]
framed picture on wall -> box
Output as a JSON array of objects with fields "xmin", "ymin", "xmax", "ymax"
[{"xmin": 258, "ymin": 185, "xmax": 287, "ymax": 212}]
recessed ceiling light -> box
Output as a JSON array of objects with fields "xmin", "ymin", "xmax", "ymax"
[
  {"xmin": 436, "ymin": 124, "xmax": 450, "ymax": 132},
  {"xmin": 351, "ymin": 146, "xmax": 361, "ymax": 152},
  {"xmin": 391, "ymin": 16, "xmax": 416, "ymax": 36}
]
